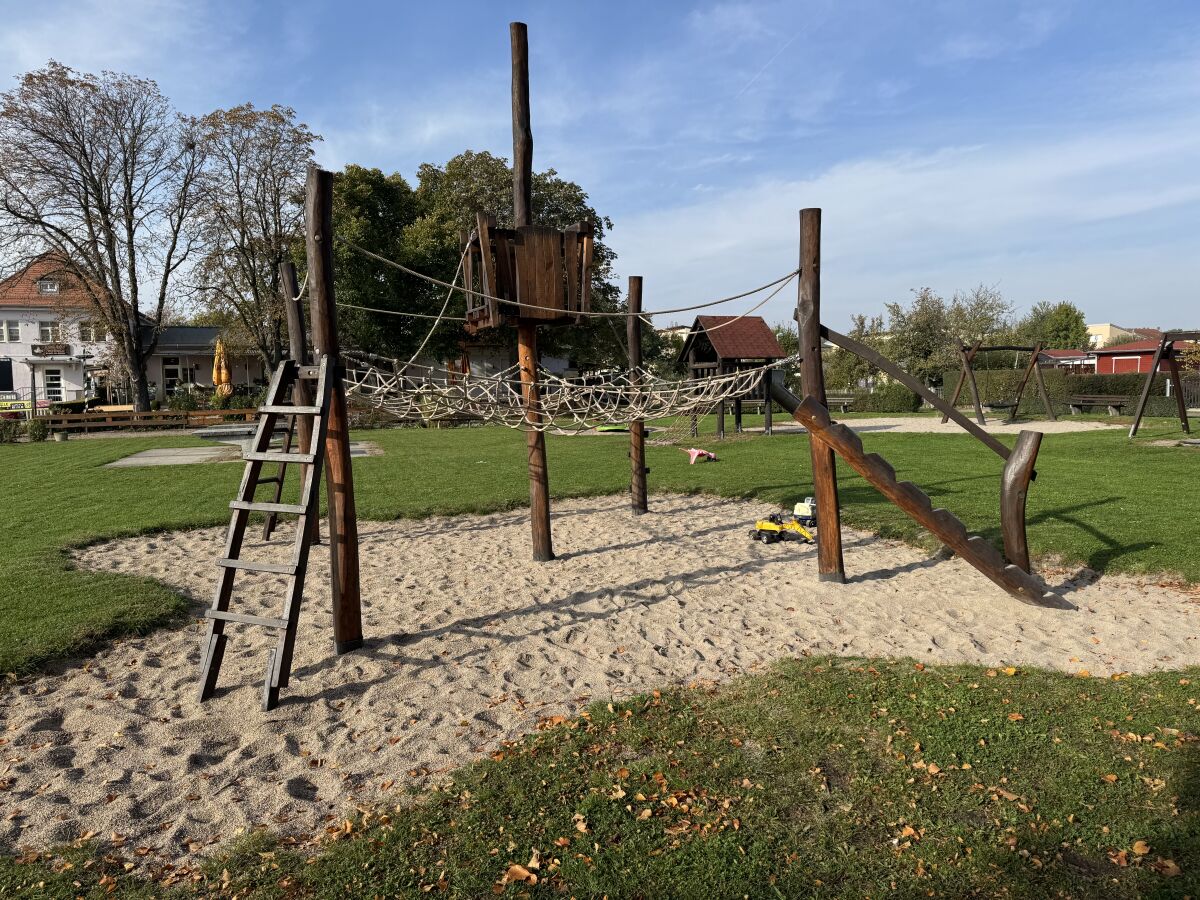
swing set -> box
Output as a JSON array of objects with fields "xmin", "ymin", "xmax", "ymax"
[{"xmin": 941, "ymin": 341, "xmax": 1057, "ymax": 426}]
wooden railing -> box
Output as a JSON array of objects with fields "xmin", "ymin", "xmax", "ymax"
[{"xmin": 38, "ymin": 408, "xmax": 259, "ymax": 433}]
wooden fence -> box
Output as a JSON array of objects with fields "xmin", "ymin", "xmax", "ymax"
[{"xmin": 36, "ymin": 408, "xmax": 259, "ymax": 433}]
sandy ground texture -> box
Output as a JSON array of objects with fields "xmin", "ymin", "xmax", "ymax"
[
  {"xmin": 733, "ymin": 415, "xmax": 1126, "ymax": 436},
  {"xmin": 3, "ymin": 493, "xmax": 1199, "ymax": 870}
]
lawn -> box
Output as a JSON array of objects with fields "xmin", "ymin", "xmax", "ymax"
[
  {"xmin": 3, "ymin": 657, "xmax": 1198, "ymax": 897},
  {"xmin": 0, "ymin": 417, "xmax": 1196, "ymax": 675}
]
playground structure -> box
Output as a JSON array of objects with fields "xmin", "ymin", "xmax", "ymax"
[
  {"xmin": 941, "ymin": 342, "xmax": 1057, "ymax": 425},
  {"xmin": 1127, "ymin": 329, "xmax": 1198, "ymax": 437},
  {"xmin": 197, "ymin": 22, "xmax": 1074, "ymax": 710}
]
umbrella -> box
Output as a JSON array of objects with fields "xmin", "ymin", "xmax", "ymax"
[{"xmin": 213, "ymin": 339, "xmax": 233, "ymax": 397}]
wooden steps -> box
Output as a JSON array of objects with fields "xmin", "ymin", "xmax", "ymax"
[
  {"xmin": 196, "ymin": 356, "xmax": 335, "ymax": 710},
  {"xmin": 770, "ymin": 384, "xmax": 1073, "ymax": 610}
]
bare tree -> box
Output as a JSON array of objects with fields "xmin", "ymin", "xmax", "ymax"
[
  {"xmin": 0, "ymin": 62, "xmax": 203, "ymax": 411},
  {"xmin": 193, "ymin": 104, "xmax": 317, "ymax": 369}
]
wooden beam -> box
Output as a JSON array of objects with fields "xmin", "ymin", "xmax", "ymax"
[
  {"xmin": 763, "ymin": 368, "xmax": 773, "ymax": 436},
  {"xmin": 941, "ymin": 339, "xmax": 982, "ymax": 424},
  {"xmin": 1166, "ymin": 349, "xmax": 1191, "ymax": 435},
  {"xmin": 305, "ymin": 164, "xmax": 363, "ymax": 654},
  {"xmin": 1031, "ymin": 351, "xmax": 1057, "ymax": 422},
  {"xmin": 797, "ymin": 208, "xmax": 844, "ymax": 583},
  {"xmin": 963, "ymin": 347, "xmax": 987, "ymax": 426},
  {"xmin": 627, "ymin": 276, "xmax": 648, "ymax": 514},
  {"xmin": 511, "ymin": 22, "xmax": 533, "ymax": 229},
  {"xmin": 1000, "ymin": 430, "xmax": 1041, "ymax": 572},
  {"xmin": 820, "ymin": 326, "xmax": 1011, "ymax": 461},
  {"xmin": 1128, "ymin": 337, "xmax": 1169, "ymax": 438},
  {"xmin": 518, "ymin": 321, "xmax": 553, "ymax": 559},
  {"xmin": 1006, "ymin": 341, "xmax": 1041, "ymax": 423}
]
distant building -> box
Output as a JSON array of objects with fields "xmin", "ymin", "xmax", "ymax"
[
  {"xmin": 1038, "ymin": 348, "xmax": 1095, "ymax": 372},
  {"xmin": 1090, "ymin": 340, "xmax": 1197, "ymax": 375},
  {"xmin": 0, "ymin": 253, "xmax": 265, "ymax": 413},
  {"xmin": 1085, "ymin": 323, "xmax": 1165, "ymax": 349}
]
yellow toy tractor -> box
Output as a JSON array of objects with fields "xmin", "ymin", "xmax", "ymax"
[{"xmin": 750, "ymin": 497, "xmax": 817, "ymax": 545}]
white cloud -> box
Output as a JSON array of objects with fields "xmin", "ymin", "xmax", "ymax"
[{"xmin": 610, "ymin": 118, "xmax": 1200, "ymax": 328}]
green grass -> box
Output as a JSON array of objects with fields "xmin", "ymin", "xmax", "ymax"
[
  {"xmin": 3, "ymin": 657, "xmax": 1198, "ymax": 897},
  {"xmin": 1, "ymin": 417, "xmax": 1196, "ymax": 675}
]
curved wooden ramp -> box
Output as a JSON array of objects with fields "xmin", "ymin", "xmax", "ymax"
[{"xmin": 771, "ymin": 386, "xmax": 1073, "ymax": 610}]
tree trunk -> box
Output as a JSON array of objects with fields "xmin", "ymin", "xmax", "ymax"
[{"xmin": 131, "ymin": 371, "xmax": 152, "ymax": 412}]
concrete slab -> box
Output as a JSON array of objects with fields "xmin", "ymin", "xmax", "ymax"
[{"xmin": 104, "ymin": 441, "xmax": 382, "ymax": 468}]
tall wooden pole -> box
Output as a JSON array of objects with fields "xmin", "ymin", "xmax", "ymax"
[
  {"xmin": 797, "ymin": 208, "xmax": 845, "ymax": 582},
  {"xmin": 511, "ymin": 21, "xmax": 553, "ymax": 561},
  {"xmin": 305, "ymin": 164, "xmax": 363, "ymax": 653},
  {"xmin": 628, "ymin": 275, "xmax": 648, "ymax": 514}
]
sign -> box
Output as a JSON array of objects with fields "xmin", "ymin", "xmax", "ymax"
[{"xmin": 32, "ymin": 342, "xmax": 71, "ymax": 357}]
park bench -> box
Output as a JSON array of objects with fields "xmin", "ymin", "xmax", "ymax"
[
  {"xmin": 826, "ymin": 393, "xmax": 855, "ymax": 413},
  {"xmin": 1068, "ymin": 394, "xmax": 1130, "ymax": 416}
]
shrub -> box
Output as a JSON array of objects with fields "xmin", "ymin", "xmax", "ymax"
[
  {"xmin": 167, "ymin": 391, "xmax": 200, "ymax": 412},
  {"xmin": 854, "ymin": 382, "xmax": 921, "ymax": 413},
  {"xmin": 25, "ymin": 418, "xmax": 49, "ymax": 442},
  {"xmin": 0, "ymin": 419, "xmax": 21, "ymax": 443}
]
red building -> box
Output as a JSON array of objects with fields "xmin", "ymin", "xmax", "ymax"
[{"xmin": 1091, "ymin": 340, "xmax": 1197, "ymax": 374}]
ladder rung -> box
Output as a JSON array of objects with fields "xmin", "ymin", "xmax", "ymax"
[
  {"xmin": 230, "ymin": 500, "xmax": 308, "ymax": 515},
  {"xmin": 259, "ymin": 405, "xmax": 322, "ymax": 415},
  {"xmin": 218, "ymin": 558, "xmax": 298, "ymax": 575},
  {"xmin": 205, "ymin": 609, "xmax": 289, "ymax": 629},
  {"xmin": 298, "ymin": 366, "xmax": 321, "ymax": 380},
  {"xmin": 254, "ymin": 475, "xmax": 282, "ymax": 486},
  {"xmin": 244, "ymin": 451, "xmax": 316, "ymax": 465}
]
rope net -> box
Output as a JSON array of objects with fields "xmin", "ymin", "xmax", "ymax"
[{"xmin": 343, "ymin": 352, "xmax": 796, "ymax": 436}]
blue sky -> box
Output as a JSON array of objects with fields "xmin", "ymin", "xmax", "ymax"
[{"xmin": 2, "ymin": 0, "xmax": 1198, "ymax": 330}]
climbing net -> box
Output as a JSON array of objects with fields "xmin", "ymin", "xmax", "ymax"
[{"xmin": 343, "ymin": 351, "xmax": 796, "ymax": 435}]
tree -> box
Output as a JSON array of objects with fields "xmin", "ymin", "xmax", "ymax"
[
  {"xmin": 0, "ymin": 62, "xmax": 203, "ymax": 410},
  {"xmin": 823, "ymin": 314, "xmax": 885, "ymax": 391},
  {"xmin": 1016, "ymin": 301, "xmax": 1089, "ymax": 349},
  {"xmin": 884, "ymin": 288, "xmax": 954, "ymax": 385},
  {"xmin": 193, "ymin": 104, "xmax": 317, "ymax": 369},
  {"xmin": 326, "ymin": 152, "xmax": 621, "ymax": 369}
]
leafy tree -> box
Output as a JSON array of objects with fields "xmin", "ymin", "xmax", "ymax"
[
  {"xmin": 0, "ymin": 63, "xmax": 203, "ymax": 410},
  {"xmin": 193, "ymin": 104, "xmax": 317, "ymax": 369},
  {"xmin": 884, "ymin": 285, "xmax": 1013, "ymax": 385},
  {"xmin": 332, "ymin": 151, "xmax": 622, "ymax": 369},
  {"xmin": 823, "ymin": 314, "xmax": 885, "ymax": 391},
  {"xmin": 1016, "ymin": 301, "xmax": 1089, "ymax": 349}
]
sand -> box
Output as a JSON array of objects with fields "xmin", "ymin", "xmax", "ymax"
[{"xmin": 3, "ymin": 493, "xmax": 1198, "ymax": 869}]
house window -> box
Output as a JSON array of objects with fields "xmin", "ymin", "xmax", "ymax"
[
  {"xmin": 0, "ymin": 320, "xmax": 17, "ymax": 342},
  {"xmin": 37, "ymin": 279, "xmax": 60, "ymax": 296},
  {"xmin": 79, "ymin": 321, "xmax": 107, "ymax": 342},
  {"xmin": 163, "ymin": 356, "xmax": 194, "ymax": 392},
  {"xmin": 38, "ymin": 321, "xmax": 64, "ymax": 342}
]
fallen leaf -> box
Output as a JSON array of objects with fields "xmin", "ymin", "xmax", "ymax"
[
  {"xmin": 1007, "ymin": 713, "xmax": 1025, "ymax": 722},
  {"xmin": 1132, "ymin": 840, "xmax": 1150, "ymax": 856},
  {"xmin": 1102, "ymin": 774, "xmax": 1119, "ymax": 784},
  {"xmin": 502, "ymin": 863, "xmax": 537, "ymax": 885}
]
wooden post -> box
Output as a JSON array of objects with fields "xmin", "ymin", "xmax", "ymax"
[
  {"xmin": 797, "ymin": 208, "xmax": 844, "ymax": 582},
  {"xmin": 1006, "ymin": 342, "xmax": 1041, "ymax": 423},
  {"xmin": 305, "ymin": 164, "xmax": 363, "ymax": 654},
  {"xmin": 628, "ymin": 276, "xmax": 648, "ymax": 514},
  {"xmin": 734, "ymin": 385, "xmax": 743, "ymax": 433},
  {"xmin": 1166, "ymin": 347, "xmax": 1191, "ymax": 434},
  {"xmin": 511, "ymin": 22, "xmax": 553, "ymax": 560},
  {"xmin": 763, "ymin": 369, "xmax": 773, "ymax": 435},
  {"xmin": 1000, "ymin": 430, "xmax": 1042, "ymax": 572},
  {"xmin": 716, "ymin": 393, "xmax": 725, "ymax": 439},
  {"xmin": 962, "ymin": 347, "xmax": 987, "ymax": 426},
  {"xmin": 1128, "ymin": 337, "xmax": 1168, "ymax": 438},
  {"xmin": 942, "ymin": 340, "xmax": 981, "ymax": 423}
]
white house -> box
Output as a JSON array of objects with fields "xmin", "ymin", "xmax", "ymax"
[{"xmin": 0, "ymin": 254, "xmax": 265, "ymax": 413}]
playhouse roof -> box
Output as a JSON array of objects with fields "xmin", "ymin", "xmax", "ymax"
[{"xmin": 678, "ymin": 315, "xmax": 786, "ymax": 364}]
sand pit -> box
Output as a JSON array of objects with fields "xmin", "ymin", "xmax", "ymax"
[{"xmin": 3, "ymin": 493, "xmax": 1199, "ymax": 868}]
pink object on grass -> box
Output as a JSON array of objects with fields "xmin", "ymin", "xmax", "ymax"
[{"xmin": 683, "ymin": 447, "xmax": 718, "ymax": 465}]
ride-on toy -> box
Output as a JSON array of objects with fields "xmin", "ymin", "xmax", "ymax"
[{"xmin": 750, "ymin": 497, "xmax": 817, "ymax": 544}]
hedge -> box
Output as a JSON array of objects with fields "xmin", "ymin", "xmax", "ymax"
[
  {"xmin": 852, "ymin": 382, "xmax": 922, "ymax": 413},
  {"xmin": 938, "ymin": 368, "xmax": 1181, "ymax": 417}
]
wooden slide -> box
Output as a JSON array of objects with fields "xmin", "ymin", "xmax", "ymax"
[{"xmin": 770, "ymin": 383, "xmax": 1073, "ymax": 610}]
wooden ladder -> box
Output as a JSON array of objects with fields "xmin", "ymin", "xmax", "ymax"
[{"xmin": 197, "ymin": 356, "xmax": 333, "ymax": 710}]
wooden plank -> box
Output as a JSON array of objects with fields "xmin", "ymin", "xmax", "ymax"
[
  {"xmin": 231, "ymin": 500, "xmax": 308, "ymax": 515},
  {"xmin": 218, "ymin": 558, "xmax": 298, "ymax": 575},
  {"xmin": 1032, "ymin": 355, "xmax": 1057, "ymax": 422},
  {"xmin": 205, "ymin": 609, "xmax": 289, "ymax": 629},
  {"xmin": 564, "ymin": 228, "xmax": 580, "ymax": 314},
  {"xmin": 821, "ymin": 326, "xmax": 1011, "ymax": 461},
  {"xmin": 1006, "ymin": 342, "xmax": 1041, "ymax": 422},
  {"xmin": 628, "ymin": 275, "xmax": 647, "ymax": 514},
  {"xmin": 1000, "ymin": 430, "xmax": 1041, "ymax": 572},
  {"xmin": 260, "ymin": 404, "xmax": 322, "ymax": 415},
  {"xmin": 1166, "ymin": 349, "xmax": 1191, "ymax": 435},
  {"xmin": 306, "ymin": 164, "xmax": 363, "ymax": 654},
  {"xmin": 797, "ymin": 207, "xmax": 844, "ymax": 583},
  {"xmin": 1128, "ymin": 337, "xmax": 1169, "ymax": 438},
  {"xmin": 244, "ymin": 450, "xmax": 316, "ymax": 465}
]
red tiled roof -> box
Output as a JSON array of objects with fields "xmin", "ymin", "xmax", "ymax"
[
  {"xmin": 689, "ymin": 315, "xmax": 785, "ymax": 360},
  {"xmin": 1130, "ymin": 327, "xmax": 1163, "ymax": 340},
  {"xmin": 0, "ymin": 254, "xmax": 98, "ymax": 310},
  {"xmin": 1092, "ymin": 340, "xmax": 1196, "ymax": 354}
]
